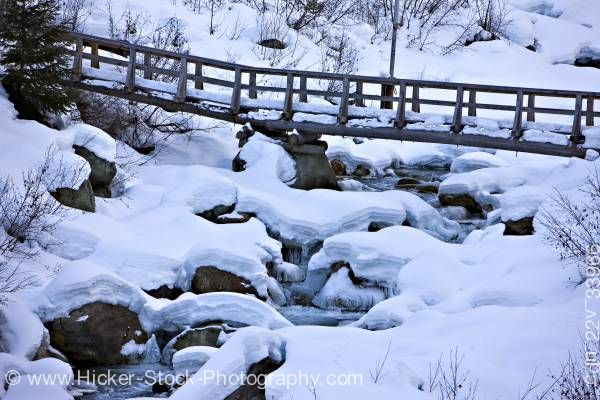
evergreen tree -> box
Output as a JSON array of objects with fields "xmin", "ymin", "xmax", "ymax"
[{"xmin": 0, "ymin": 0, "xmax": 73, "ymax": 122}]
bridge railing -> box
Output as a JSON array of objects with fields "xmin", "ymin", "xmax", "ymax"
[{"xmin": 67, "ymin": 32, "xmax": 599, "ymax": 146}]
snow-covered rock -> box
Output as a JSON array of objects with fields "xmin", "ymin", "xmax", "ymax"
[
  {"xmin": 307, "ymin": 226, "xmax": 458, "ymax": 302},
  {"xmin": 173, "ymin": 346, "xmax": 217, "ymax": 376},
  {"xmin": 350, "ymin": 293, "xmax": 427, "ymax": 330},
  {"xmin": 0, "ymin": 298, "xmax": 48, "ymax": 360},
  {"xmin": 63, "ymin": 123, "xmax": 117, "ymax": 163},
  {"xmin": 450, "ymin": 152, "xmax": 509, "ymax": 173},
  {"xmin": 170, "ymin": 327, "xmax": 285, "ymax": 400},
  {"xmin": 312, "ymin": 267, "xmax": 386, "ymax": 311},
  {"xmin": 0, "ymin": 354, "xmax": 73, "ymax": 400},
  {"xmin": 140, "ymin": 292, "xmax": 292, "ymax": 333},
  {"xmin": 36, "ymin": 260, "xmax": 147, "ymax": 321}
]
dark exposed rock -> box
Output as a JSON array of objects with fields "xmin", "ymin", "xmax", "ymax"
[
  {"xmin": 191, "ymin": 266, "xmax": 261, "ymax": 298},
  {"xmin": 438, "ymin": 193, "xmax": 482, "ymax": 214},
  {"xmin": 161, "ymin": 323, "xmax": 236, "ymax": 364},
  {"xmin": 216, "ymin": 212, "xmax": 253, "ymax": 224},
  {"xmin": 152, "ymin": 382, "xmax": 171, "ymax": 394},
  {"xmin": 145, "ymin": 285, "xmax": 184, "ymax": 300},
  {"xmin": 574, "ymin": 46, "xmax": 600, "ymax": 69},
  {"xmin": 232, "ymin": 153, "xmax": 247, "ymax": 172},
  {"xmin": 396, "ymin": 177, "xmax": 421, "ymax": 186},
  {"xmin": 504, "ymin": 217, "xmax": 534, "ymax": 236},
  {"xmin": 368, "ymin": 221, "xmax": 392, "ymax": 232},
  {"xmin": 50, "ymin": 179, "xmax": 95, "ymax": 212},
  {"xmin": 285, "ymin": 141, "xmax": 339, "ymax": 191},
  {"xmin": 73, "ymin": 145, "xmax": 117, "ymax": 198},
  {"xmin": 330, "ymin": 159, "xmax": 347, "ymax": 176},
  {"xmin": 47, "ymin": 303, "xmax": 147, "ymax": 366},
  {"xmin": 258, "ymin": 38, "xmax": 286, "ymax": 49},
  {"xmin": 224, "ymin": 357, "xmax": 284, "ymax": 400},
  {"xmin": 197, "ymin": 204, "xmax": 236, "ymax": 222},
  {"xmin": 352, "ymin": 165, "xmax": 371, "ymax": 177}
]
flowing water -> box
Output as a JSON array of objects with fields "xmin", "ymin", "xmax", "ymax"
[
  {"xmin": 74, "ymin": 363, "xmax": 175, "ymax": 399},
  {"xmin": 73, "ymin": 166, "xmax": 481, "ymax": 399}
]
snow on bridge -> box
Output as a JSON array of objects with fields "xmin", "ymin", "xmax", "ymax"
[{"xmin": 65, "ymin": 32, "xmax": 600, "ymax": 158}]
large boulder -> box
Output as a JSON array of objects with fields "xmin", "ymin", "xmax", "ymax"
[
  {"xmin": 161, "ymin": 323, "xmax": 236, "ymax": 364},
  {"xmin": 438, "ymin": 193, "xmax": 482, "ymax": 214},
  {"xmin": 73, "ymin": 145, "xmax": 117, "ymax": 198},
  {"xmin": 46, "ymin": 302, "xmax": 147, "ymax": 366},
  {"xmin": 50, "ymin": 179, "xmax": 95, "ymax": 212},
  {"xmin": 191, "ymin": 266, "xmax": 261, "ymax": 298},
  {"xmin": 284, "ymin": 141, "xmax": 339, "ymax": 190},
  {"xmin": 330, "ymin": 159, "xmax": 347, "ymax": 176},
  {"xmin": 503, "ymin": 217, "xmax": 534, "ymax": 236}
]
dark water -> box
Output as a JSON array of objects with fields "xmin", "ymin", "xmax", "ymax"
[
  {"xmin": 346, "ymin": 166, "xmax": 483, "ymax": 243},
  {"xmin": 74, "ymin": 363, "xmax": 175, "ymax": 400}
]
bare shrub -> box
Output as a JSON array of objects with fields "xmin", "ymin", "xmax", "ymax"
[
  {"xmin": 0, "ymin": 148, "xmax": 76, "ymax": 303},
  {"xmin": 538, "ymin": 168, "xmax": 600, "ymax": 283},
  {"xmin": 319, "ymin": 31, "xmax": 359, "ymax": 102},
  {"xmin": 428, "ymin": 347, "xmax": 479, "ymax": 400},
  {"xmin": 370, "ymin": 339, "xmax": 392, "ymax": 383},
  {"xmin": 59, "ymin": 0, "xmax": 93, "ymax": 32},
  {"xmin": 473, "ymin": 0, "xmax": 513, "ymax": 40}
]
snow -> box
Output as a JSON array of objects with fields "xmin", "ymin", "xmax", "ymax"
[
  {"xmin": 140, "ymin": 292, "xmax": 293, "ymax": 333},
  {"xmin": 120, "ymin": 339, "xmax": 145, "ymax": 357},
  {"xmin": 64, "ymin": 123, "xmax": 117, "ymax": 162},
  {"xmin": 174, "ymin": 236, "xmax": 283, "ymax": 301},
  {"xmin": 0, "ymin": 1, "xmax": 599, "ymax": 399},
  {"xmin": 312, "ymin": 267, "xmax": 386, "ymax": 311},
  {"xmin": 237, "ymin": 133, "xmax": 297, "ymax": 184},
  {"xmin": 522, "ymin": 129, "xmax": 570, "ymax": 146},
  {"xmin": 0, "ymin": 298, "xmax": 47, "ymax": 360},
  {"xmin": 307, "ymin": 226, "xmax": 457, "ymax": 298},
  {"xmin": 450, "ymin": 151, "xmax": 509, "ymax": 173},
  {"xmin": 170, "ymin": 327, "xmax": 285, "ymax": 400},
  {"xmin": 35, "ymin": 260, "xmax": 148, "ymax": 322},
  {"xmin": 350, "ymin": 293, "xmax": 427, "ymax": 330},
  {"xmin": 0, "ymin": 353, "xmax": 73, "ymax": 400},
  {"xmin": 500, "ymin": 185, "xmax": 547, "ymax": 221}
]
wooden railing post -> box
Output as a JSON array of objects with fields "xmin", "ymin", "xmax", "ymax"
[
  {"xmin": 230, "ymin": 68, "xmax": 242, "ymax": 114},
  {"xmin": 283, "ymin": 73, "xmax": 294, "ymax": 120},
  {"xmin": 143, "ymin": 52, "xmax": 152, "ymax": 80},
  {"xmin": 338, "ymin": 77, "xmax": 350, "ymax": 125},
  {"xmin": 468, "ymin": 89, "xmax": 477, "ymax": 117},
  {"xmin": 249, "ymin": 72, "xmax": 257, "ymax": 99},
  {"xmin": 452, "ymin": 86, "xmax": 464, "ymax": 133},
  {"xmin": 512, "ymin": 90, "xmax": 524, "ymax": 138},
  {"xmin": 71, "ymin": 38, "xmax": 83, "ymax": 81},
  {"xmin": 299, "ymin": 76, "xmax": 307, "ymax": 103},
  {"xmin": 572, "ymin": 94, "xmax": 583, "ymax": 143},
  {"xmin": 355, "ymin": 81, "xmax": 364, "ymax": 107},
  {"xmin": 587, "ymin": 97, "xmax": 595, "ymax": 127},
  {"xmin": 411, "ymin": 84, "xmax": 420, "ymax": 113},
  {"xmin": 381, "ymin": 83, "xmax": 394, "ymax": 109},
  {"xmin": 194, "ymin": 63, "xmax": 204, "ymax": 90},
  {"xmin": 527, "ymin": 94, "xmax": 535, "ymax": 122},
  {"xmin": 394, "ymin": 82, "xmax": 407, "ymax": 128},
  {"xmin": 175, "ymin": 57, "xmax": 188, "ymax": 103},
  {"xmin": 125, "ymin": 46, "xmax": 137, "ymax": 93},
  {"xmin": 90, "ymin": 43, "xmax": 100, "ymax": 69}
]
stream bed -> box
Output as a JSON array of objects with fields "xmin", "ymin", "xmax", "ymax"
[{"xmin": 74, "ymin": 166, "xmax": 482, "ymax": 400}]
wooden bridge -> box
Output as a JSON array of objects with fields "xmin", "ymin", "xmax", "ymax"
[{"xmin": 65, "ymin": 32, "xmax": 600, "ymax": 158}]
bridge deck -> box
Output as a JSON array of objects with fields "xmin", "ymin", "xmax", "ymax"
[{"xmin": 65, "ymin": 32, "xmax": 600, "ymax": 158}]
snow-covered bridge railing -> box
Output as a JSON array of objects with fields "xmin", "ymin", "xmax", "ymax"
[{"xmin": 65, "ymin": 32, "xmax": 600, "ymax": 158}]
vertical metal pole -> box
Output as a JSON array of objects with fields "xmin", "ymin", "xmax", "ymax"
[{"xmin": 389, "ymin": 0, "xmax": 401, "ymax": 78}]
